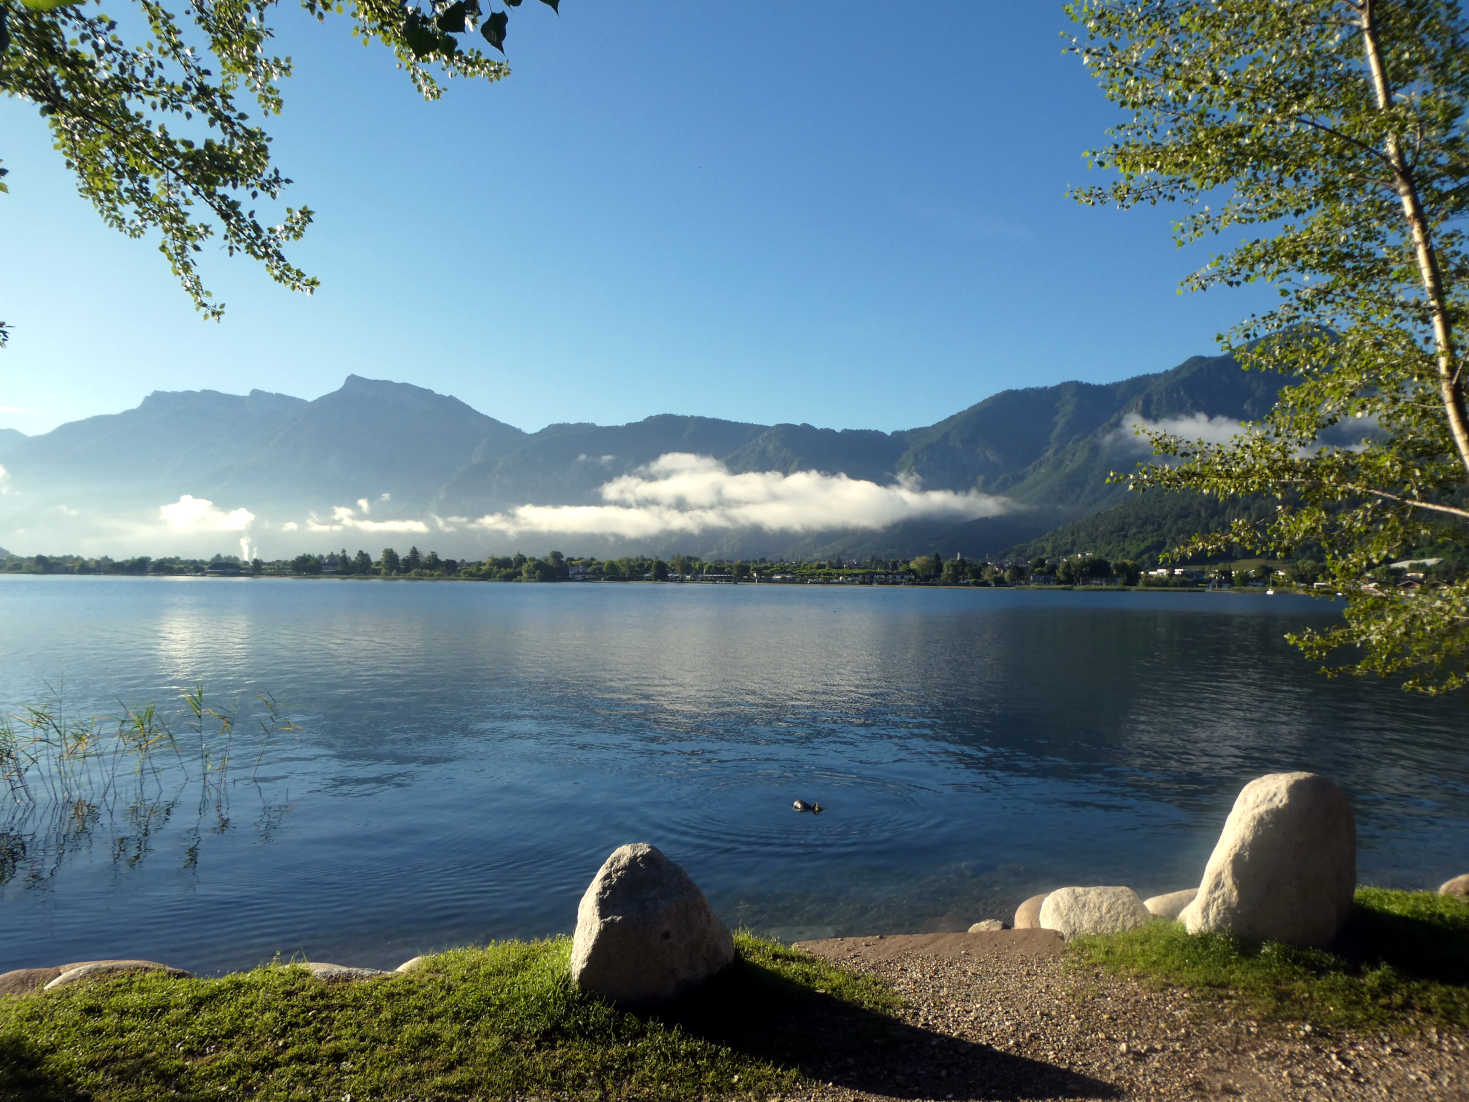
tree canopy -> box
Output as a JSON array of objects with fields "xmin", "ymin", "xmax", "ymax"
[
  {"xmin": 1069, "ymin": 0, "xmax": 1469, "ymax": 692},
  {"xmin": 0, "ymin": 0, "xmax": 557, "ymax": 343}
]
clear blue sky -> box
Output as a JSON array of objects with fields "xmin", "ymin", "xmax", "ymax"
[{"xmin": 1, "ymin": 2, "xmax": 1274, "ymax": 438}]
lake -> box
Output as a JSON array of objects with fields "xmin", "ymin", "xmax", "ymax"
[{"xmin": 1, "ymin": 576, "xmax": 1465, "ymax": 976}]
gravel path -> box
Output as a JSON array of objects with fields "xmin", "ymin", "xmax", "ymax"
[{"xmin": 780, "ymin": 930, "xmax": 1468, "ymax": 1102}]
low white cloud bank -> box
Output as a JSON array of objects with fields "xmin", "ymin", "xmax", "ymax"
[
  {"xmin": 471, "ymin": 453, "xmax": 1015, "ymax": 539},
  {"xmin": 1119, "ymin": 411, "xmax": 1382, "ymax": 457},
  {"xmin": 0, "ymin": 464, "xmax": 10, "ymax": 495},
  {"xmin": 1117, "ymin": 412, "xmax": 1246, "ymax": 451},
  {"xmin": 160, "ymin": 494, "xmax": 255, "ymax": 532},
  {"xmin": 301, "ymin": 497, "xmax": 429, "ymax": 534}
]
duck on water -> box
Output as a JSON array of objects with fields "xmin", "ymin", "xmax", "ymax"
[{"xmin": 792, "ymin": 799, "xmax": 822, "ymax": 814}]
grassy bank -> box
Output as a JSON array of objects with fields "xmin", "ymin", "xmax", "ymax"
[
  {"xmin": 4, "ymin": 891, "xmax": 1466, "ymax": 1100},
  {"xmin": 0, "ymin": 934, "xmax": 900, "ymax": 1102},
  {"xmin": 1070, "ymin": 887, "xmax": 1469, "ymax": 1030}
]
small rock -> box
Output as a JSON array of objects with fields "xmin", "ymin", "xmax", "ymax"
[
  {"xmin": 296, "ymin": 963, "xmax": 392, "ymax": 983},
  {"xmin": 1038, "ymin": 886, "xmax": 1151, "ymax": 940},
  {"xmin": 967, "ymin": 919, "xmax": 1006, "ymax": 933},
  {"xmin": 1439, "ymin": 874, "xmax": 1469, "ymax": 898},
  {"xmin": 43, "ymin": 960, "xmax": 191, "ymax": 991},
  {"xmin": 570, "ymin": 842, "xmax": 733, "ymax": 1006},
  {"xmin": 1013, "ymin": 892, "xmax": 1050, "ymax": 930},
  {"xmin": 1144, "ymin": 888, "xmax": 1197, "ymax": 920}
]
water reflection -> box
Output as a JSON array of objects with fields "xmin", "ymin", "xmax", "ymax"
[{"xmin": 0, "ymin": 577, "xmax": 1465, "ymax": 975}]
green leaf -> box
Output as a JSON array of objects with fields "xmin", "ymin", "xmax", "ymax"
[
  {"xmin": 436, "ymin": 1, "xmax": 469, "ymax": 33},
  {"xmin": 17, "ymin": 0, "xmax": 84, "ymax": 9},
  {"xmin": 403, "ymin": 10, "xmax": 443, "ymax": 57},
  {"xmin": 481, "ymin": 10, "xmax": 507, "ymax": 52}
]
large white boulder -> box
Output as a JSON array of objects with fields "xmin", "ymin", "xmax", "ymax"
[
  {"xmin": 1037, "ymin": 886, "xmax": 1151, "ymax": 940},
  {"xmin": 1181, "ymin": 772, "xmax": 1355, "ymax": 947},
  {"xmin": 570, "ymin": 843, "xmax": 733, "ymax": 1005}
]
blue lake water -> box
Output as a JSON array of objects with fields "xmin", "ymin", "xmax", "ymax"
[{"xmin": 0, "ymin": 576, "xmax": 1465, "ymax": 976}]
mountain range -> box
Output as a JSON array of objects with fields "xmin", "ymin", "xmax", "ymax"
[{"xmin": 0, "ymin": 351, "xmax": 1288, "ymax": 561}]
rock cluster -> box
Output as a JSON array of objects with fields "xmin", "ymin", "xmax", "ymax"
[{"xmin": 996, "ymin": 772, "xmax": 1365, "ymax": 949}]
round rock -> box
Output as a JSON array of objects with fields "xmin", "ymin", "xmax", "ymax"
[
  {"xmin": 1013, "ymin": 892, "xmax": 1050, "ymax": 930},
  {"xmin": 1144, "ymin": 888, "xmax": 1197, "ymax": 920},
  {"xmin": 967, "ymin": 919, "xmax": 1006, "ymax": 933},
  {"xmin": 43, "ymin": 960, "xmax": 191, "ymax": 991},
  {"xmin": 1439, "ymin": 874, "xmax": 1469, "ymax": 898},
  {"xmin": 570, "ymin": 842, "xmax": 733, "ymax": 1006},
  {"xmin": 1038, "ymin": 886, "xmax": 1151, "ymax": 940}
]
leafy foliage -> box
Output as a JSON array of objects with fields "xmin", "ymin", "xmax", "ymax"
[
  {"xmin": 1070, "ymin": 0, "xmax": 1469, "ymax": 692},
  {"xmin": 0, "ymin": 0, "xmax": 556, "ymax": 325}
]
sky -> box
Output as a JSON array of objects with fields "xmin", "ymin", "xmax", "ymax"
[{"xmin": 0, "ymin": 2, "xmax": 1278, "ymax": 440}]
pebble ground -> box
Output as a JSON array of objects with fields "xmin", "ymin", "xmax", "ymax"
[{"xmin": 785, "ymin": 930, "xmax": 1468, "ymax": 1102}]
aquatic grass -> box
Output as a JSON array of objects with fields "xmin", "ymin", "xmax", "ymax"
[
  {"xmin": 0, "ymin": 686, "xmax": 298, "ymax": 886},
  {"xmin": 0, "ymin": 933, "xmax": 904, "ymax": 1102},
  {"xmin": 1068, "ymin": 887, "xmax": 1469, "ymax": 1030}
]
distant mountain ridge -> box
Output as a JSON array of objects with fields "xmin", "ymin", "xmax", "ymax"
[{"xmin": 0, "ymin": 350, "xmax": 1287, "ymax": 559}]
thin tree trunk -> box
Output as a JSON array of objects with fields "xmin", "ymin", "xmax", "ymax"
[{"xmin": 1360, "ymin": 0, "xmax": 1469, "ymax": 483}]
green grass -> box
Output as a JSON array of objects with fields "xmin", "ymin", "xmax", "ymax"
[
  {"xmin": 1068, "ymin": 887, "xmax": 1469, "ymax": 1030},
  {"xmin": 0, "ymin": 933, "xmax": 903, "ymax": 1101}
]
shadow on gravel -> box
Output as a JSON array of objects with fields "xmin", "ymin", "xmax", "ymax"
[{"xmin": 655, "ymin": 956, "xmax": 1120, "ymax": 1100}]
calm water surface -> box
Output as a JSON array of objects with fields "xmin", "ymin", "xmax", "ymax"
[{"xmin": 1, "ymin": 576, "xmax": 1465, "ymax": 975}]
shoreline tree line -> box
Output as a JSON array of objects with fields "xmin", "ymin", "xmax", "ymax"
[{"xmin": 3, "ymin": 546, "xmax": 1463, "ymax": 590}]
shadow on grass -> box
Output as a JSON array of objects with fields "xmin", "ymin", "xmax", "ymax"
[
  {"xmin": 654, "ymin": 956, "xmax": 1119, "ymax": 1101},
  {"xmin": 1333, "ymin": 897, "xmax": 1469, "ymax": 985},
  {"xmin": 0, "ymin": 1034, "xmax": 93, "ymax": 1101}
]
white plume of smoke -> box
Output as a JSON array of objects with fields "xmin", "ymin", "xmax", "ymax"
[{"xmin": 471, "ymin": 453, "xmax": 1016, "ymax": 538}]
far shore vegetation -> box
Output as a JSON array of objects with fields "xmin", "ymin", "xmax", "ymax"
[
  {"xmin": 3, "ymin": 546, "xmax": 1465, "ymax": 592},
  {"xmin": 1, "ymin": 893, "xmax": 1465, "ymax": 1101}
]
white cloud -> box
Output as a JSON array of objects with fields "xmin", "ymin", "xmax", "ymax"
[
  {"xmin": 0, "ymin": 465, "xmax": 9, "ymax": 495},
  {"xmin": 159, "ymin": 494, "xmax": 255, "ymax": 532},
  {"xmin": 300, "ymin": 501, "xmax": 429, "ymax": 534},
  {"xmin": 281, "ymin": 521, "xmax": 300, "ymax": 532},
  {"xmin": 1116, "ymin": 412, "xmax": 1245, "ymax": 451},
  {"xmin": 470, "ymin": 453, "xmax": 1016, "ymax": 538}
]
